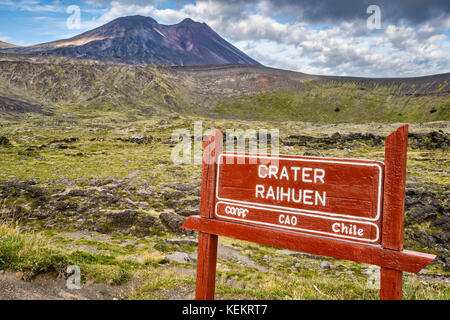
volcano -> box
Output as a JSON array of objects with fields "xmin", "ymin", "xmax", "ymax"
[
  {"xmin": 1, "ymin": 15, "xmax": 261, "ymax": 66},
  {"xmin": 0, "ymin": 40, "xmax": 15, "ymax": 48}
]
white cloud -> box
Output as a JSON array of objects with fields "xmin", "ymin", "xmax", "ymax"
[
  {"xmin": 0, "ymin": 0, "xmax": 64, "ymax": 12},
  {"xmin": 73, "ymin": 0, "xmax": 450, "ymax": 76},
  {"xmin": 6, "ymin": 0, "xmax": 447, "ymax": 77},
  {"xmin": 0, "ymin": 34, "xmax": 12, "ymax": 42}
]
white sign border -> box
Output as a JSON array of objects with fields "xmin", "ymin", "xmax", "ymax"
[{"xmin": 215, "ymin": 200, "xmax": 380, "ymax": 243}]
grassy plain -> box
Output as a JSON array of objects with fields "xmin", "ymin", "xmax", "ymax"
[{"xmin": 0, "ymin": 111, "xmax": 448, "ymax": 300}]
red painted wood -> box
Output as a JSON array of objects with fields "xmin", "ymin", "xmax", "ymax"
[
  {"xmin": 200, "ymin": 131, "xmax": 223, "ymax": 219},
  {"xmin": 183, "ymin": 215, "xmax": 436, "ymax": 274},
  {"xmin": 215, "ymin": 201, "xmax": 380, "ymax": 244},
  {"xmin": 380, "ymin": 125, "xmax": 409, "ymax": 300},
  {"xmin": 216, "ymin": 153, "xmax": 384, "ymax": 244},
  {"xmin": 218, "ymin": 154, "xmax": 383, "ymax": 219},
  {"xmin": 382, "ymin": 124, "xmax": 408, "ymax": 250},
  {"xmin": 195, "ymin": 130, "xmax": 223, "ymax": 300},
  {"xmin": 380, "ymin": 267, "xmax": 403, "ymax": 300},
  {"xmin": 196, "ymin": 232, "xmax": 218, "ymax": 300}
]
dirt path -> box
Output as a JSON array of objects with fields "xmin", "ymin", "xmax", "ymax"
[{"xmin": 0, "ymin": 271, "xmax": 130, "ymax": 300}]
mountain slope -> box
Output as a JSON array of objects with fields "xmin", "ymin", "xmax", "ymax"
[
  {"xmin": 1, "ymin": 16, "xmax": 261, "ymax": 66},
  {"xmin": 0, "ymin": 56, "xmax": 448, "ymax": 122},
  {"xmin": 0, "ymin": 41, "xmax": 15, "ymax": 48}
]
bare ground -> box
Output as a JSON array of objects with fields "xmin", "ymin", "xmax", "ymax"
[{"xmin": 0, "ymin": 271, "xmax": 131, "ymax": 300}]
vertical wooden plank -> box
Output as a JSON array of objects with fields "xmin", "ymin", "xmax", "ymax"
[
  {"xmin": 382, "ymin": 124, "xmax": 408, "ymax": 250},
  {"xmin": 380, "ymin": 267, "xmax": 403, "ymax": 300},
  {"xmin": 195, "ymin": 130, "xmax": 223, "ymax": 300},
  {"xmin": 380, "ymin": 124, "xmax": 408, "ymax": 300},
  {"xmin": 199, "ymin": 130, "xmax": 223, "ymax": 219},
  {"xmin": 196, "ymin": 232, "xmax": 218, "ymax": 300}
]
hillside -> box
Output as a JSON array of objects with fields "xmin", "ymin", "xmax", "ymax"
[
  {"xmin": 0, "ymin": 41, "xmax": 15, "ymax": 48},
  {"xmin": 0, "ymin": 57, "xmax": 448, "ymax": 122}
]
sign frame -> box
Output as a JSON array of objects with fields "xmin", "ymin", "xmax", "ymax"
[{"xmin": 182, "ymin": 125, "xmax": 436, "ymax": 300}]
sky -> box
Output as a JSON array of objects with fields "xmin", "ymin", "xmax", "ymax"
[{"xmin": 0, "ymin": 0, "xmax": 449, "ymax": 77}]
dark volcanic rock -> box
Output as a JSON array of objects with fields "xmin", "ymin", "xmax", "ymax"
[
  {"xmin": 176, "ymin": 208, "xmax": 199, "ymax": 217},
  {"xmin": 431, "ymin": 216, "xmax": 450, "ymax": 232},
  {"xmin": 106, "ymin": 210, "xmax": 138, "ymax": 229},
  {"xmin": 408, "ymin": 131, "xmax": 449, "ymax": 150},
  {"xmin": 159, "ymin": 212, "xmax": 190, "ymax": 234},
  {"xmin": 55, "ymin": 201, "xmax": 78, "ymax": 211},
  {"xmin": 431, "ymin": 232, "xmax": 449, "ymax": 247},
  {"xmin": 67, "ymin": 189, "xmax": 89, "ymax": 197},
  {"xmin": 283, "ymin": 130, "xmax": 449, "ymax": 150},
  {"xmin": 0, "ymin": 181, "xmax": 45, "ymax": 198},
  {"xmin": 30, "ymin": 210, "xmax": 49, "ymax": 220},
  {"xmin": 138, "ymin": 214, "xmax": 156, "ymax": 228},
  {"xmin": 168, "ymin": 183, "xmax": 194, "ymax": 192},
  {"xmin": 412, "ymin": 230, "xmax": 436, "ymax": 248},
  {"xmin": 0, "ymin": 136, "xmax": 11, "ymax": 146},
  {"xmin": 283, "ymin": 132, "xmax": 384, "ymax": 149},
  {"xmin": 114, "ymin": 135, "xmax": 152, "ymax": 144},
  {"xmin": 49, "ymin": 137, "xmax": 78, "ymax": 144},
  {"xmin": 162, "ymin": 190, "xmax": 184, "ymax": 200},
  {"xmin": 444, "ymin": 257, "xmax": 450, "ymax": 272},
  {"xmin": 408, "ymin": 204, "xmax": 439, "ymax": 224}
]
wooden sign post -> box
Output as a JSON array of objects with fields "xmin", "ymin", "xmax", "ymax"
[{"xmin": 183, "ymin": 125, "xmax": 436, "ymax": 300}]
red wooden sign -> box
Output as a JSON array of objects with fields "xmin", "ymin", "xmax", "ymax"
[
  {"xmin": 215, "ymin": 154, "xmax": 383, "ymax": 244},
  {"xmin": 183, "ymin": 125, "xmax": 436, "ymax": 300}
]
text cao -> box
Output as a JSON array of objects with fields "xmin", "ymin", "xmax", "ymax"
[{"xmin": 255, "ymin": 165, "xmax": 327, "ymax": 206}]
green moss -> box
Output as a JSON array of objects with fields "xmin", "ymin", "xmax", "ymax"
[{"xmin": 213, "ymin": 81, "xmax": 450, "ymax": 122}]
